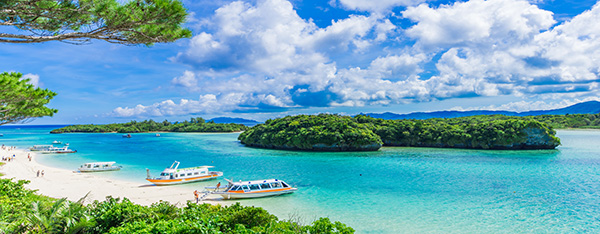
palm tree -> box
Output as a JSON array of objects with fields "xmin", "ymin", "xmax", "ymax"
[
  {"xmin": 24, "ymin": 194, "xmax": 95, "ymax": 234},
  {"xmin": 25, "ymin": 198, "xmax": 68, "ymax": 233}
]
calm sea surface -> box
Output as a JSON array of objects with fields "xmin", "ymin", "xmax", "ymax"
[{"xmin": 1, "ymin": 126, "xmax": 600, "ymax": 233}]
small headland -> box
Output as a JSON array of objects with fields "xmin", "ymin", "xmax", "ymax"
[{"xmin": 238, "ymin": 114, "xmax": 382, "ymax": 151}]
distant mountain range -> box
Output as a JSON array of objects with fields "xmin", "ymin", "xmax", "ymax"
[
  {"xmin": 363, "ymin": 101, "xmax": 600, "ymax": 120},
  {"xmin": 209, "ymin": 117, "xmax": 260, "ymax": 125}
]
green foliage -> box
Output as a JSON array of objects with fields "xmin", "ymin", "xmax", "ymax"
[
  {"xmin": 0, "ymin": 179, "xmax": 353, "ymax": 233},
  {"xmin": 0, "ymin": 178, "xmax": 75, "ymax": 233},
  {"xmin": 359, "ymin": 114, "xmax": 560, "ymax": 150},
  {"xmin": 23, "ymin": 197, "xmax": 95, "ymax": 233},
  {"xmin": 0, "ymin": 72, "xmax": 57, "ymax": 125},
  {"xmin": 50, "ymin": 118, "xmax": 249, "ymax": 133},
  {"xmin": 238, "ymin": 114, "xmax": 383, "ymax": 151},
  {"xmin": 87, "ymin": 197, "xmax": 157, "ymax": 233},
  {"xmin": 220, "ymin": 203, "xmax": 278, "ymax": 231},
  {"xmin": 532, "ymin": 113, "xmax": 600, "ymax": 129},
  {"xmin": 308, "ymin": 217, "xmax": 355, "ymax": 234},
  {"xmin": 240, "ymin": 114, "xmax": 561, "ymax": 151},
  {"xmin": 0, "ymin": 0, "xmax": 192, "ymax": 45}
]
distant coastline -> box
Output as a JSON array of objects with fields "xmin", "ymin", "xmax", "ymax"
[{"xmin": 50, "ymin": 118, "xmax": 249, "ymax": 134}]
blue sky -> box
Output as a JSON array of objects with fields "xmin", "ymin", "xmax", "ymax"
[{"xmin": 2, "ymin": 0, "xmax": 600, "ymax": 124}]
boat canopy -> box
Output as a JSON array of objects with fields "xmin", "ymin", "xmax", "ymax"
[
  {"xmin": 229, "ymin": 179, "xmax": 282, "ymax": 185},
  {"xmin": 83, "ymin": 162, "xmax": 116, "ymax": 166},
  {"xmin": 225, "ymin": 179, "xmax": 291, "ymax": 192}
]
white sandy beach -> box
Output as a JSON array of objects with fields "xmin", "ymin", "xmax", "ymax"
[{"xmin": 0, "ymin": 147, "xmax": 220, "ymax": 206}]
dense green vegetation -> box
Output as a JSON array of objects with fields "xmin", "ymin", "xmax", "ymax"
[
  {"xmin": 532, "ymin": 113, "xmax": 600, "ymax": 129},
  {"xmin": 0, "ymin": 72, "xmax": 57, "ymax": 125},
  {"xmin": 356, "ymin": 115, "xmax": 560, "ymax": 149},
  {"xmin": 51, "ymin": 118, "xmax": 249, "ymax": 133},
  {"xmin": 238, "ymin": 114, "xmax": 561, "ymax": 151},
  {"xmin": 238, "ymin": 114, "xmax": 383, "ymax": 151},
  {"xmin": 0, "ymin": 178, "xmax": 354, "ymax": 233},
  {"xmin": 1, "ymin": 0, "xmax": 192, "ymax": 45}
]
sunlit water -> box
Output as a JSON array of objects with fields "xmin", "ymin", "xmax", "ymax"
[{"xmin": 2, "ymin": 126, "xmax": 600, "ymax": 233}]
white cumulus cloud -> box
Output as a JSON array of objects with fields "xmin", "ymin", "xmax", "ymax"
[
  {"xmin": 403, "ymin": 0, "xmax": 555, "ymax": 48},
  {"xmin": 171, "ymin": 70, "xmax": 199, "ymax": 91},
  {"xmin": 21, "ymin": 73, "xmax": 40, "ymax": 87},
  {"xmin": 332, "ymin": 0, "xmax": 427, "ymax": 12},
  {"xmin": 114, "ymin": 0, "xmax": 600, "ymax": 118}
]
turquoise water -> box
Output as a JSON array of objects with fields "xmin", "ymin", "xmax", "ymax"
[{"xmin": 2, "ymin": 126, "xmax": 600, "ymax": 233}]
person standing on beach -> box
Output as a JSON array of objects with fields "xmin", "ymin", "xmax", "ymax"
[
  {"xmin": 37, "ymin": 170, "xmax": 40, "ymax": 177},
  {"xmin": 41, "ymin": 170, "xmax": 44, "ymax": 177},
  {"xmin": 194, "ymin": 190, "xmax": 199, "ymax": 203}
]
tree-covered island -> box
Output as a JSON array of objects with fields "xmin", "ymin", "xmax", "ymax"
[
  {"xmin": 532, "ymin": 113, "xmax": 600, "ymax": 129},
  {"xmin": 238, "ymin": 114, "xmax": 383, "ymax": 151},
  {"xmin": 50, "ymin": 118, "xmax": 249, "ymax": 133},
  {"xmin": 238, "ymin": 114, "xmax": 561, "ymax": 151}
]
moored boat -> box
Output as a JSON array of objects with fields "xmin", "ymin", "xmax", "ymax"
[
  {"xmin": 45, "ymin": 146, "xmax": 77, "ymax": 153},
  {"xmin": 52, "ymin": 140, "xmax": 62, "ymax": 144},
  {"xmin": 78, "ymin": 162, "xmax": 122, "ymax": 172},
  {"xmin": 146, "ymin": 161, "xmax": 223, "ymax": 186},
  {"xmin": 30, "ymin": 145, "xmax": 53, "ymax": 151},
  {"xmin": 31, "ymin": 145, "xmax": 77, "ymax": 154},
  {"xmin": 212, "ymin": 179, "xmax": 297, "ymax": 199}
]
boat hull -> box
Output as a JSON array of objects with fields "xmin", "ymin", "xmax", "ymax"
[
  {"xmin": 217, "ymin": 188, "xmax": 297, "ymax": 199},
  {"xmin": 40, "ymin": 150, "xmax": 77, "ymax": 154},
  {"xmin": 146, "ymin": 172, "xmax": 223, "ymax": 186},
  {"xmin": 79, "ymin": 167, "xmax": 121, "ymax": 172}
]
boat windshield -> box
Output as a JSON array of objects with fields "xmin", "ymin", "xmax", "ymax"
[
  {"xmin": 160, "ymin": 173, "xmax": 169, "ymax": 176},
  {"xmin": 230, "ymin": 185, "xmax": 241, "ymax": 191},
  {"xmin": 281, "ymin": 182, "xmax": 290, "ymax": 188}
]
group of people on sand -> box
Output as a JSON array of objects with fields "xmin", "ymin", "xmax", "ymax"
[
  {"xmin": 1, "ymin": 150, "xmax": 32, "ymax": 162},
  {"xmin": 1, "ymin": 144, "xmax": 16, "ymax": 151},
  {"xmin": 1, "ymin": 154, "xmax": 15, "ymax": 162},
  {"xmin": 1, "ymin": 145, "xmax": 18, "ymax": 162},
  {"xmin": 36, "ymin": 170, "xmax": 45, "ymax": 177}
]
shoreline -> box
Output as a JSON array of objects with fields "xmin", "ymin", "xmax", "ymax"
[{"xmin": 0, "ymin": 147, "xmax": 221, "ymax": 206}]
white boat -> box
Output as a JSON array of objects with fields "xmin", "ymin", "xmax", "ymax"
[
  {"xmin": 52, "ymin": 140, "xmax": 62, "ymax": 144},
  {"xmin": 212, "ymin": 179, "xmax": 297, "ymax": 199},
  {"xmin": 30, "ymin": 145, "xmax": 53, "ymax": 151},
  {"xmin": 78, "ymin": 162, "xmax": 122, "ymax": 172},
  {"xmin": 146, "ymin": 161, "xmax": 223, "ymax": 186},
  {"xmin": 35, "ymin": 145, "xmax": 77, "ymax": 154}
]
